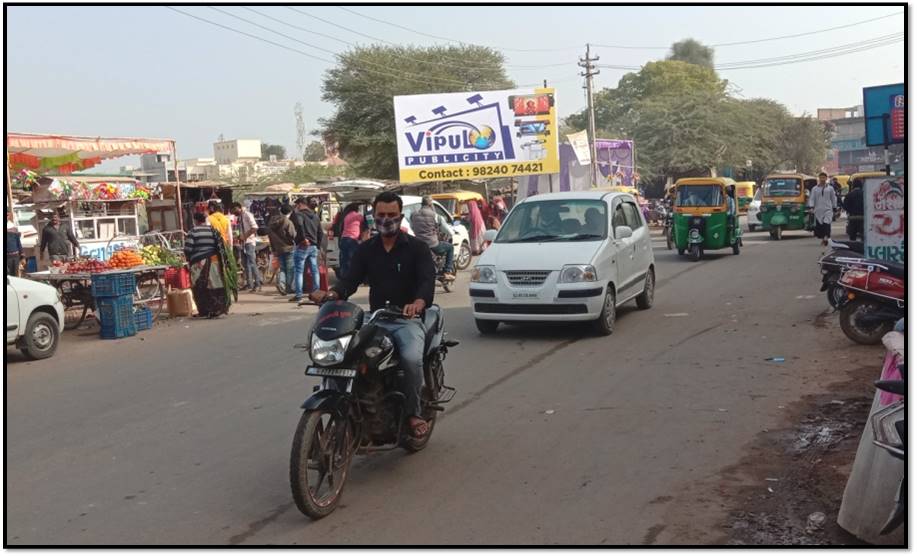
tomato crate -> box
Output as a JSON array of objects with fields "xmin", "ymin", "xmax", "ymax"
[
  {"xmin": 91, "ymin": 271, "xmax": 136, "ymax": 298},
  {"xmin": 134, "ymin": 307, "xmax": 153, "ymax": 331},
  {"xmin": 164, "ymin": 266, "xmax": 191, "ymax": 290},
  {"xmin": 97, "ymin": 295, "xmax": 137, "ymax": 339}
]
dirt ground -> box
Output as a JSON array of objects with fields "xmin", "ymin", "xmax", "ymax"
[{"xmin": 715, "ymin": 362, "xmax": 878, "ymax": 545}]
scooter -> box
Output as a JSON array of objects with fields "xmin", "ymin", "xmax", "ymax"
[
  {"xmin": 873, "ymin": 367, "xmax": 905, "ymax": 535},
  {"xmin": 837, "ymin": 259, "xmax": 905, "ymax": 345},
  {"xmin": 818, "ymin": 239, "xmax": 865, "ymax": 309}
]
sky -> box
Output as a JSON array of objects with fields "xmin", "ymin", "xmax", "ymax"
[{"xmin": 5, "ymin": 4, "xmax": 906, "ymax": 172}]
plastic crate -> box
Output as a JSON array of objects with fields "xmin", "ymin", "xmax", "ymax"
[
  {"xmin": 164, "ymin": 266, "xmax": 191, "ymax": 290},
  {"xmin": 97, "ymin": 295, "xmax": 137, "ymax": 339},
  {"xmin": 91, "ymin": 272, "xmax": 136, "ymax": 298},
  {"xmin": 134, "ymin": 307, "xmax": 153, "ymax": 331}
]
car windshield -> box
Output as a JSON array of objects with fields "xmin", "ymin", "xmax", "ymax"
[
  {"xmin": 496, "ymin": 199, "xmax": 607, "ymax": 243},
  {"xmin": 438, "ymin": 199, "xmax": 456, "ymax": 215},
  {"xmin": 675, "ymin": 185, "xmax": 723, "ymax": 207},
  {"xmin": 764, "ymin": 178, "xmax": 801, "ymax": 197}
]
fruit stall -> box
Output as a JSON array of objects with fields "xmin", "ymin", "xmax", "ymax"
[{"xmin": 27, "ymin": 242, "xmax": 183, "ymax": 331}]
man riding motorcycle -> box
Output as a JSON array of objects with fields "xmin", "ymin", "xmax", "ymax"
[
  {"xmin": 309, "ymin": 191, "xmax": 436, "ymax": 439},
  {"xmin": 410, "ymin": 195, "xmax": 455, "ymax": 281}
]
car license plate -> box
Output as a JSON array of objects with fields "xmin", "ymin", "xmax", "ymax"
[
  {"xmin": 306, "ymin": 367, "xmax": 358, "ymax": 378},
  {"xmin": 512, "ymin": 292, "xmax": 538, "ymax": 298}
]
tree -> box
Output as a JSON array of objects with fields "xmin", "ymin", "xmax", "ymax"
[
  {"xmin": 319, "ymin": 45, "xmax": 514, "ymax": 178},
  {"xmin": 667, "ymin": 39, "xmax": 714, "ymax": 68},
  {"xmin": 780, "ymin": 114, "xmax": 831, "ymax": 174},
  {"xmin": 303, "ymin": 141, "xmax": 326, "ymax": 162},
  {"xmin": 261, "ymin": 143, "xmax": 286, "ymax": 161}
]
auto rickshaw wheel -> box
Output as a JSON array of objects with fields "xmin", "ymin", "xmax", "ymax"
[
  {"xmin": 732, "ymin": 239, "xmax": 741, "ymax": 255},
  {"xmin": 775, "ymin": 227, "xmax": 783, "ymax": 240},
  {"xmin": 690, "ymin": 244, "xmax": 702, "ymax": 262}
]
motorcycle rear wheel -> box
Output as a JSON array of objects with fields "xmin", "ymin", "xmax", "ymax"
[
  {"xmin": 839, "ymin": 299, "xmax": 893, "ymax": 345},
  {"xmin": 290, "ymin": 410, "xmax": 355, "ymax": 519}
]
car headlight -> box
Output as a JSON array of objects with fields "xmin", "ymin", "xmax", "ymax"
[
  {"xmin": 310, "ymin": 334, "xmax": 353, "ymax": 365},
  {"xmin": 559, "ymin": 265, "xmax": 597, "ymax": 283},
  {"xmin": 471, "ymin": 265, "xmax": 497, "ymax": 283}
]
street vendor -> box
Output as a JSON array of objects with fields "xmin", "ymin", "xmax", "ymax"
[{"xmin": 39, "ymin": 212, "xmax": 79, "ymax": 263}]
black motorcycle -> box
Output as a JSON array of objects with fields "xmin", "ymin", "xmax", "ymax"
[
  {"xmin": 662, "ymin": 206, "xmax": 674, "ymax": 251},
  {"xmin": 818, "ymin": 239, "xmax": 865, "ymax": 309},
  {"xmin": 873, "ymin": 366, "xmax": 904, "ymax": 535},
  {"xmin": 290, "ymin": 301, "xmax": 457, "ymax": 519},
  {"xmin": 433, "ymin": 252, "xmax": 455, "ymax": 292}
]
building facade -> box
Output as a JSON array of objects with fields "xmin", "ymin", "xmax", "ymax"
[
  {"xmin": 819, "ymin": 105, "xmax": 904, "ymax": 175},
  {"xmin": 213, "ymin": 139, "xmax": 261, "ymax": 164}
]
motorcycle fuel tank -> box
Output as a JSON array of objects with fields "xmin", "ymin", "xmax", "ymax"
[{"xmin": 312, "ymin": 300, "xmax": 365, "ymax": 340}]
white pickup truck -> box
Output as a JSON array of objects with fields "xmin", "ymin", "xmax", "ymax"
[{"xmin": 6, "ymin": 276, "xmax": 65, "ymax": 360}]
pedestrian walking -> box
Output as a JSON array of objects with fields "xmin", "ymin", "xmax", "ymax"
[
  {"xmin": 289, "ymin": 197, "xmax": 324, "ymax": 303},
  {"xmin": 809, "ymin": 172, "xmax": 837, "ymax": 246},
  {"xmin": 231, "ymin": 202, "xmax": 262, "ymax": 292},
  {"xmin": 843, "ymin": 178, "xmax": 865, "ymax": 241},
  {"xmin": 336, "ymin": 202, "xmax": 366, "ymax": 279},
  {"xmin": 467, "ymin": 199, "xmax": 486, "ymax": 255},
  {"xmin": 184, "ymin": 212, "xmax": 233, "ymax": 318},
  {"xmin": 6, "ymin": 211, "xmax": 23, "ymax": 277},
  {"xmin": 268, "ymin": 205, "xmax": 297, "ymax": 294},
  {"xmin": 39, "ymin": 212, "xmax": 79, "ymax": 264}
]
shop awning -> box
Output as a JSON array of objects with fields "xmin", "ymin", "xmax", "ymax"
[{"xmin": 7, "ymin": 132, "xmax": 174, "ymax": 174}]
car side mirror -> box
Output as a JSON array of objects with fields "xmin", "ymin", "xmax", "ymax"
[
  {"xmin": 614, "ymin": 226, "xmax": 633, "ymax": 239},
  {"xmin": 483, "ymin": 229, "xmax": 498, "ymax": 243}
]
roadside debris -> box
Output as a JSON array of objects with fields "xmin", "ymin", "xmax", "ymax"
[
  {"xmin": 765, "ymin": 357, "xmax": 785, "ymax": 363},
  {"xmin": 806, "ymin": 512, "xmax": 827, "ymax": 533}
]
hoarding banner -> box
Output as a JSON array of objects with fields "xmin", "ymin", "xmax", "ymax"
[
  {"xmin": 567, "ymin": 130, "xmax": 591, "ymax": 166},
  {"xmin": 394, "ymin": 87, "xmax": 560, "ymax": 183},
  {"xmin": 863, "ymin": 83, "xmax": 905, "ymax": 147},
  {"xmin": 864, "ymin": 176, "xmax": 904, "ymax": 263}
]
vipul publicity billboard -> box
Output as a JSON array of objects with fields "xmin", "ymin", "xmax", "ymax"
[{"xmin": 393, "ymin": 87, "xmax": 560, "ymax": 183}]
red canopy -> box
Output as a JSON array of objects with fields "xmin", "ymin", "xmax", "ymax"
[{"xmin": 7, "ymin": 132, "xmax": 174, "ymax": 174}]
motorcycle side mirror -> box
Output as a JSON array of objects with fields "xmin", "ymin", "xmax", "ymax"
[{"xmin": 483, "ymin": 229, "xmax": 498, "ymax": 243}]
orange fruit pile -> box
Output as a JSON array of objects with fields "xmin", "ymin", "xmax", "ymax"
[{"xmin": 109, "ymin": 249, "xmax": 145, "ymax": 269}]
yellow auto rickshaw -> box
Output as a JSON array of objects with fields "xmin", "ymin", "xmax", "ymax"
[
  {"xmin": 734, "ymin": 181, "xmax": 756, "ymax": 214},
  {"xmin": 759, "ymin": 173, "xmax": 817, "ymax": 240},
  {"xmin": 431, "ymin": 190, "xmax": 485, "ymax": 221}
]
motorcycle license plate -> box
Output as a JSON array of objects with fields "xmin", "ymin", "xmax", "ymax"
[{"xmin": 306, "ymin": 367, "xmax": 358, "ymax": 378}]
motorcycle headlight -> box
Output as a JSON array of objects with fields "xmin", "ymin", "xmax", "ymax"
[
  {"xmin": 559, "ymin": 265, "xmax": 597, "ymax": 283},
  {"xmin": 310, "ymin": 334, "xmax": 353, "ymax": 365},
  {"xmin": 471, "ymin": 265, "xmax": 497, "ymax": 283}
]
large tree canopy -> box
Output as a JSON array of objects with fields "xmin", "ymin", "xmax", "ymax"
[
  {"xmin": 667, "ymin": 39, "xmax": 715, "ymax": 68},
  {"xmin": 318, "ymin": 45, "xmax": 515, "ymax": 178},
  {"xmin": 566, "ymin": 43, "xmax": 830, "ymax": 188}
]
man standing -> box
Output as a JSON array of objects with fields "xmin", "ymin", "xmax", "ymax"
[
  {"xmin": 843, "ymin": 178, "xmax": 865, "ymax": 241},
  {"xmin": 410, "ymin": 196, "xmax": 455, "ymax": 280},
  {"xmin": 39, "ymin": 212, "xmax": 79, "ymax": 263},
  {"xmin": 310, "ymin": 191, "xmax": 436, "ymax": 438},
  {"xmin": 6, "ymin": 211, "xmax": 23, "ymax": 277},
  {"xmin": 268, "ymin": 205, "xmax": 297, "ymax": 294},
  {"xmin": 231, "ymin": 202, "xmax": 262, "ymax": 292},
  {"xmin": 809, "ymin": 172, "xmax": 838, "ymax": 246},
  {"xmin": 290, "ymin": 197, "xmax": 324, "ymax": 303}
]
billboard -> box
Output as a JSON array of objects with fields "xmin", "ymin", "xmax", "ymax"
[
  {"xmin": 863, "ymin": 83, "xmax": 904, "ymax": 147},
  {"xmin": 393, "ymin": 87, "xmax": 560, "ymax": 183},
  {"xmin": 864, "ymin": 176, "xmax": 904, "ymax": 263}
]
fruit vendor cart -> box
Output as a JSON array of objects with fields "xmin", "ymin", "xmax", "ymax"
[{"xmin": 28, "ymin": 264, "xmax": 170, "ymax": 331}]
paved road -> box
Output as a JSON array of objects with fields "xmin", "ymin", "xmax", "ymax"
[{"xmin": 6, "ymin": 222, "xmax": 861, "ymax": 545}]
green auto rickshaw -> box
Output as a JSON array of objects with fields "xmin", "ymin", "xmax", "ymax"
[
  {"xmin": 672, "ymin": 177, "xmax": 742, "ymax": 261},
  {"xmin": 759, "ymin": 173, "xmax": 817, "ymax": 240}
]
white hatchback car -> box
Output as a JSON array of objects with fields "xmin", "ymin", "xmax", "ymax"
[
  {"xmin": 6, "ymin": 275, "xmax": 65, "ymax": 360},
  {"xmin": 470, "ymin": 191, "xmax": 655, "ymax": 335},
  {"xmin": 746, "ymin": 187, "xmax": 763, "ymax": 232}
]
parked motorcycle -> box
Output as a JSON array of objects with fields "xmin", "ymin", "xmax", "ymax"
[
  {"xmin": 662, "ymin": 207, "xmax": 674, "ymax": 251},
  {"xmin": 837, "ymin": 260, "xmax": 905, "ymax": 345},
  {"xmin": 433, "ymin": 253, "xmax": 455, "ymax": 292},
  {"xmin": 873, "ymin": 367, "xmax": 905, "ymax": 535},
  {"xmin": 290, "ymin": 301, "xmax": 457, "ymax": 519},
  {"xmin": 818, "ymin": 239, "xmax": 865, "ymax": 309}
]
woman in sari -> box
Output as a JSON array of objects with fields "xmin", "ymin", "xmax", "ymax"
[
  {"xmin": 467, "ymin": 199, "xmax": 486, "ymax": 255},
  {"xmin": 184, "ymin": 212, "xmax": 234, "ymax": 318},
  {"xmin": 204, "ymin": 200, "xmax": 239, "ymax": 302}
]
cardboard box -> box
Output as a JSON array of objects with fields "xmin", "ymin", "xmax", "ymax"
[{"xmin": 167, "ymin": 289, "xmax": 195, "ymax": 317}]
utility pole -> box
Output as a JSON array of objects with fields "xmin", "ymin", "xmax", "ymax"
[{"xmin": 579, "ymin": 44, "xmax": 600, "ymax": 186}]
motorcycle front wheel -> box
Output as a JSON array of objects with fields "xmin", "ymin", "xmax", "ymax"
[
  {"xmin": 664, "ymin": 226, "xmax": 673, "ymax": 250},
  {"xmin": 290, "ymin": 410, "xmax": 355, "ymax": 519}
]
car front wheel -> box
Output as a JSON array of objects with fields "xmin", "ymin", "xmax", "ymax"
[{"xmin": 20, "ymin": 312, "xmax": 60, "ymax": 360}]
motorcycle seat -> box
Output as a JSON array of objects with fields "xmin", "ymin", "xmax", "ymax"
[{"xmin": 883, "ymin": 261, "xmax": 905, "ymax": 279}]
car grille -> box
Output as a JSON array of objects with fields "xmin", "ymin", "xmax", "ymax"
[
  {"xmin": 474, "ymin": 303, "xmax": 588, "ymax": 315},
  {"xmin": 504, "ymin": 270, "xmax": 551, "ymax": 287}
]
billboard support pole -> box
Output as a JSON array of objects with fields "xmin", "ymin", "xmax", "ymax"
[{"xmin": 882, "ymin": 113, "xmax": 891, "ymax": 176}]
